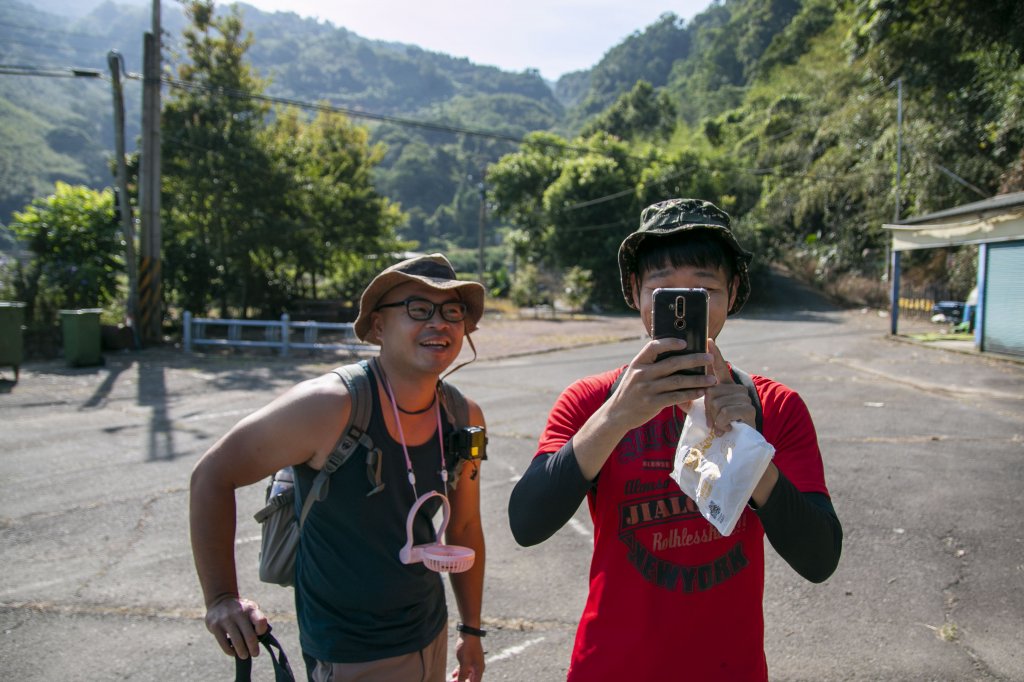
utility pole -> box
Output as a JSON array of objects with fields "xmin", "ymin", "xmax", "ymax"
[
  {"xmin": 477, "ymin": 172, "xmax": 486, "ymax": 281},
  {"xmin": 108, "ymin": 50, "xmax": 140, "ymax": 349},
  {"xmin": 893, "ymin": 77, "xmax": 903, "ymax": 224},
  {"xmin": 888, "ymin": 77, "xmax": 903, "ymax": 335},
  {"xmin": 138, "ymin": 0, "xmax": 162, "ymax": 343}
]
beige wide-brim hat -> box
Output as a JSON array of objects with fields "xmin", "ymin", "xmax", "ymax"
[{"xmin": 354, "ymin": 253, "xmax": 486, "ymax": 345}]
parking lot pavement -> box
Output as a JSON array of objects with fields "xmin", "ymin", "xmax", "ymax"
[{"xmin": 1, "ymin": 304, "xmax": 1022, "ymax": 681}]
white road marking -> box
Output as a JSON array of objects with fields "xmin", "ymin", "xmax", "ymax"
[
  {"xmin": 568, "ymin": 518, "xmax": 591, "ymax": 538},
  {"xmin": 486, "ymin": 637, "xmax": 546, "ymax": 663}
]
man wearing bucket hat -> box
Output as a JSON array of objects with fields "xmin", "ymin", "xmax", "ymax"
[
  {"xmin": 191, "ymin": 254, "xmax": 488, "ymax": 682},
  {"xmin": 510, "ymin": 199, "xmax": 842, "ymax": 681}
]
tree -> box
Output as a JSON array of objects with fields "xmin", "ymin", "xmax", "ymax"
[
  {"xmin": 849, "ymin": 0, "xmax": 1023, "ymax": 202},
  {"xmin": 580, "ymin": 81, "xmax": 677, "ymax": 142},
  {"xmin": 487, "ymin": 132, "xmax": 574, "ymax": 244},
  {"xmin": 266, "ymin": 106, "xmax": 405, "ymax": 301},
  {"xmin": 161, "ymin": 0, "xmax": 286, "ymax": 317},
  {"xmin": 561, "ymin": 265, "xmax": 594, "ymax": 313},
  {"xmin": 7, "ymin": 182, "xmax": 122, "ymax": 324},
  {"xmin": 510, "ymin": 262, "xmax": 540, "ymax": 308}
]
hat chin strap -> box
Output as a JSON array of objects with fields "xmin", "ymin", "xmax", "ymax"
[{"xmin": 441, "ymin": 332, "xmax": 477, "ymax": 381}]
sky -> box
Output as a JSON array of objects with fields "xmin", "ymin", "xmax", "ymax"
[{"xmin": 234, "ymin": 1, "xmax": 713, "ymax": 82}]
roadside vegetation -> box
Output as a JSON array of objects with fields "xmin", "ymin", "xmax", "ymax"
[{"xmin": 1, "ymin": 0, "xmax": 1020, "ymax": 354}]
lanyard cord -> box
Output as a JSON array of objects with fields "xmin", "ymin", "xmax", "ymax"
[{"xmin": 379, "ymin": 368, "xmax": 448, "ymax": 498}]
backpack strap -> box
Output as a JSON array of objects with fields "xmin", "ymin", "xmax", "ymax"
[
  {"xmin": 606, "ymin": 365, "xmax": 763, "ymax": 433},
  {"xmin": 728, "ymin": 366, "xmax": 763, "ymax": 433},
  {"xmin": 439, "ymin": 380, "xmax": 470, "ymax": 429},
  {"xmin": 438, "ymin": 380, "xmax": 475, "ymax": 489},
  {"xmin": 296, "ymin": 361, "xmax": 376, "ymax": 528}
]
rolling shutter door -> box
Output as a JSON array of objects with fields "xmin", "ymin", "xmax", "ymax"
[{"xmin": 982, "ymin": 240, "xmax": 1024, "ymax": 356}]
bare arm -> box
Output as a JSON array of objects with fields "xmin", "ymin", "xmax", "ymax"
[
  {"xmin": 189, "ymin": 373, "xmax": 351, "ymax": 659},
  {"xmin": 446, "ymin": 399, "xmax": 486, "ymax": 682}
]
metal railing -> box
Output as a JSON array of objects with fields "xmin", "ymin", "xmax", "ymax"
[{"xmin": 182, "ymin": 312, "xmax": 368, "ymax": 357}]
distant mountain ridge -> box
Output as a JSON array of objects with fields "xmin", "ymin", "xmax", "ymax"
[
  {"xmin": 0, "ymin": 0, "xmax": 760, "ymax": 246},
  {"xmin": 1, "ymin": 0, "xmax": 590, "ymax": 225}
]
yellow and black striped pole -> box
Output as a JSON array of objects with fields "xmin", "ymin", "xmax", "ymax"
[{"xmin": 138, "ymin": 256, "xmax": 161, "ymax": 343}]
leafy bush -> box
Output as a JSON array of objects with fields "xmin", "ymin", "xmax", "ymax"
[{"xmin": 6, "ymin": 182, "xmax": 123, "ymax": 325}]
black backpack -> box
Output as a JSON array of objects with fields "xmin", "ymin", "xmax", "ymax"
[{"xmin": 253, "ymin": 360, "xmax": 470, "ymax": 586}]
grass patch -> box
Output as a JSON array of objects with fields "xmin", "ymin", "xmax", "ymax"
[
  {"xmin": 936, "ymin": 622, "xmax": 959, "ymax": 642},
  {"xmin": 907, "ymin": 332, "xmax": 974, "ymax": 342}
]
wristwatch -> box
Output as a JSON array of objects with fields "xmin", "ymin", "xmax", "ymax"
[{"xmin": 456, "ymin": 623, "xmax": 487, "ymax": 637}]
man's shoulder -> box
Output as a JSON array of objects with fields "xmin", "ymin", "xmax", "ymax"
[
  {"xmin": 748, "ymin": 372, "xmax": 814, "ymax": 428},
  {"xmin": 749, "ymin": 372, "xmax": 798, "ymax": 398},
  {"xmin": 564, "ymin": 366, "xmax": 626, "ymax": 398}
]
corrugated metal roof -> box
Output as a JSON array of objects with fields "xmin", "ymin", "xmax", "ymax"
[{"xmin": 897, "ymin": 191, "xmax": 1024, "ymax": 225}]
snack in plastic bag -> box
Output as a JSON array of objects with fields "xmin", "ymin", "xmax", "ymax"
[{"xmin": 670, "ymin": 396, "xmax": 775, "ymax": 536}]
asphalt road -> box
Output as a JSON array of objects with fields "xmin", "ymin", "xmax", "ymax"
[{"xmin": 1, "ymin": 298, "xmax": 1022, "ymax": 681}]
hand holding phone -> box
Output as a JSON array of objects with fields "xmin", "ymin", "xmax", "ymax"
[{"xmin": 651, "ymin": 288, "xmax": 709, "ymax": 376}]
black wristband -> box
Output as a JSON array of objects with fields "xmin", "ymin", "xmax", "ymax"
[{"xmin": 456, "ymin": 623, "xmax": 487, "ymax": 637}]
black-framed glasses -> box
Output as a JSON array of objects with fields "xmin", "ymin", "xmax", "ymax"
[{"xmin": 375, "ymin": 297, "xmax": 468, "ymax": 323}]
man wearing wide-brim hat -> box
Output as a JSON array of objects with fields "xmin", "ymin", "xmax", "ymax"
[
  {"xmin": 191, "ymin": 253, "xmax": 488, "ymax": 681},
  {"xmin": 509, "ymin": 199, "xmax": 843, "ymax": 681}
]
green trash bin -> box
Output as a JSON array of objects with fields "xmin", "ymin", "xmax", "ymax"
[
  {"xmin": 0, "ymin": 301, "xmax": 26, "ymax": 380},
  {"xmin": 60, "ymin": 308, "xmax": 104, "ymax": 367}
]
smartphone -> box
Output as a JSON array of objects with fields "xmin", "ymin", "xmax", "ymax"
[{"xmin": 651, "ymin": 288, "xmax": 709, "ymax": 375}]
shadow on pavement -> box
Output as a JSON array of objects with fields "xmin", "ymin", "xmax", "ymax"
[
  {"xmin": 740, "ymin": 265, "xmax": 847, "ymax": 323},
  {"xmin": 138, "ymin": 361, "xmax": 174, "ymax": 461},
  {"xmin": 82, "ymin": 361, "xmax": 129, "ymax": 409}
]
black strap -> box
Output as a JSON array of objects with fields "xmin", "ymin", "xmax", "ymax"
[
  {"xmin": 294, "ymin": 361, "xmax": 471, "ymax": 526},
  {"xmin": 297, "ymin": 361, "xmax": 375, "ymax": 527},
  {"xmin": 439, "ymin": 380, "xmax": 469, "ymax": 428},
  {"xmin": 234, "ymin": 626, "xmax": 296, "ymax": 682},
  {"xmin": 728, "ymin": 366, "xmax": 763, "ymax": 433}
]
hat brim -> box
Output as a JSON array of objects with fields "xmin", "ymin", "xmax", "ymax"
[
  {"xmin": 618, "ymin": 224, "xmax": 752, "ymax": 316},
  {"xmin": 354, "ymin": 272, "xmax": 485, "ymax": 344}
]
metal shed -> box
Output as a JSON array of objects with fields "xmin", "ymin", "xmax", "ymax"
[{"xmin": 883, "ymin": 191, "xmax": 1024, "ymax": 356}]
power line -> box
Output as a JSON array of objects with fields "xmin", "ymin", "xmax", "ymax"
[
  {"xmin": 148, "ymin": 73, "xmax": 601, "ymax": 157},
  {"xmin": 0, "ymin": 64, "xmax": 103, "ymax": 79},
  {"xmin": 1, "ymin": 62, "xmax": 991, "ymax": 219}
]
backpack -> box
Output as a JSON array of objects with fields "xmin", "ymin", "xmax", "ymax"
[{"xmin": 253, "ymin": 360, "xmax": 471, "ymax": 587}]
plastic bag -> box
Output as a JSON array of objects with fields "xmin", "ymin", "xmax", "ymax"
[{"xmin": 670, "ymin": 397, "xmax": 775, "ymax": 536}]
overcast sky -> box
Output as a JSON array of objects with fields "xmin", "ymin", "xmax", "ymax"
[{"xmin": 234, "ymin": 1, "xmax": 713, "ymax": 81}]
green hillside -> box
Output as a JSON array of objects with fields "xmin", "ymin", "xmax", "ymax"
[{"xmin": 1, "ymin": 0, "xmax": 1021, "ymax": 318}]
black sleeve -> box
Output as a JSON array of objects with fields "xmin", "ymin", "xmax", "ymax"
[
  {"xmin": 508, "ymin": 441, "xmax": 594, "ymax": 547},
  {"xmin": 753, "ymin": 470, "xmax": 843, "ymax": 583}
]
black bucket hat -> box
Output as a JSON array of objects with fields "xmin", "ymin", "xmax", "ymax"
[{"xmin": 618, "ymin": 198, "xmax": 753, "ymax": 315}]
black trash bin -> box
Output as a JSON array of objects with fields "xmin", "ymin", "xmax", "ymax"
[
  {"xmin": 0, "ymin": 301, "xmax": 26, "ymax": 380},
  {"xmin": 60, "ymin": 308, "xmax": 104, "ymax": 367}
]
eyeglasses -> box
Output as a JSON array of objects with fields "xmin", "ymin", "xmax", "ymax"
[{"xmin": 375, "ymin": 297, "xmax": 468, "ymax": 323}]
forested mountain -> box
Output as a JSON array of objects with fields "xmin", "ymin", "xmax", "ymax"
[
  {"xmin": 487, "ymin": 0, "xmax": 1022, "ymax": 307},
  {"xmin": 0, "ymin": 0, "xmax": 562, "ymax": 242},
  {"xmin": 2, "ymin": 0, "xmax": 1021, "ymax": 319}
]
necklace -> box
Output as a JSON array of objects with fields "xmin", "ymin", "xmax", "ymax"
[
  {"xmin": 397, "ymin": 392, "xmax": 436, "ymax": 415},
  {"xmin": 379, "ymin": 369, "xmax": 449, "ymax": 495}
]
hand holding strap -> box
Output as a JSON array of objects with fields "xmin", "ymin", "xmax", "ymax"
[{"xmin": 234, "ymin": 625, "xmax": 295, "ymax": 682}]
